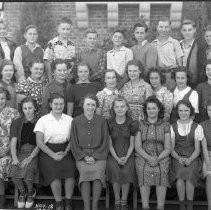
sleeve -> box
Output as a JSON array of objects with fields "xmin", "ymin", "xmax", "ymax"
[
  {"xmin": 33, "ymin": 117, "xmax": 45, "ymax": 134},
  {"xmin": 145, "ymin": 83, "xmax": 153, "ymax": 99},
  {"xmin": 163, "ymin": 90, "xmax": 173, "ymax": 119},
  {"xmin": 92, "ymin": 119, "xmax": 109, "ymax": 160},
  {"xmin": 164, "ymin": 122, "xmax": 170, "ymax": 133},
  {"xmin": 194, "ymin": 124, "xmax": 204, "ymax": 141},
  {"xmin": 130, "ymin": 120, "xmax": 139, "ymax": 136},
  {"xmin": 126, "ymin": 48, "xmax": 133, "ymax": 63},
  {"xmin": 43, "ymin": 41, "xmax": 54, "ymax": 62},
  {"xmin": 146, "ymin": 44, "xmax": 158, "ymax": 70},
  {"xmin": 16, "ymin": 80, "xmax": 29, "ymax": 95},
  {"xmin": 174, "ymin": 40, "xmax": 184, "ymax": 59},
  {"xmin": 13, "ymin": 46, "xmax": 25, "ymax": 78},
  {"xmin": 96, "ymin": 91, "xmax": 104, "ymax": 109},
  {"xmin": 107, "ymin": 51, "xmax": 112, "ymax": 69},
  {"xmin": 41, "ymin": 86, "xmax": 50, "ymax": 116},
  {"xmin": 10, "ymin": 119, "xmax": 18, "ymax": 138},
  {"xmin": 66, "ymin": 84, "xmax": 75, "ymax": 103},
  {"xmin": 189, "ymin": 90, "xmax": 199, "ymax": 113},
  {"xmin": 170, "ymin": 126, "xmax": 175, "ymax": 141},
  {"xmin": 70, "ymin": 119, "xmax": 87, "ymax": 160}
]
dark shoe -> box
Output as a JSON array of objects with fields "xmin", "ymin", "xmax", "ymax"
[
  {"xmin": 17, "ymin": 191, "xmax": 26, "ymax": 209},
  {"xmin": 186, "ymin": 200, "xmax": 193, "ymax": 210},
  {"xmin": 179, "ymin": 201, "xmax": 186, "ymax": 210},
  {"xmin": 114, "ymin": 204, "xmax": 121, "ymax": 210},
  {"xmin": 55, "ymin": 201, "xmax": 64, "ymax": 210},
  {"xmin": 25, "ymin": 188, "xmax": 36, "ymax": 208},
  {"xmin": 0, "ymin": 195, "xmax": 5, "ymax": 209},
  {"xmin": 65, "ymin": 199, "xmax": 73, "ymax": 210}
]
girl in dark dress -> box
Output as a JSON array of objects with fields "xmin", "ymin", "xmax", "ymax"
[
  {"xmin": 107, "ymin": 95, "xmax": 138, "ymax": 210},
  {"xmin": 10, "ymin": 97, "xmax": 39, "ymax": 209}
]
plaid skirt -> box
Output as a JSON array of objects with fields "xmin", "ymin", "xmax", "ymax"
[{"xmin": 8, "ymin": 144, "xmax": 39, "ymax": 183}]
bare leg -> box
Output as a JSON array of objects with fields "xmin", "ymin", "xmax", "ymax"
[
  {"xmin": 50, "ymin": 179, "xmax": 62, "ymax": 201},
  {"xmin": 206, "ymin": 176, "xmax": 211, "ymax": 207},
  {"xmin": 112, "ymin": 183, "xmax": 120, "ymax": 205},
  {"xmin": 140, "ymin": 186, "xmax": 150, "ymax": 209},
  {"xmin": 92, "ymin": 180, "xmax": 102, "ymax": 210},
  {"xmin": 186, "ymin": 181, "xmax": 194, "ymax": 200},
  {"xmin": 64, "ymin": 178, "xmax": 75, "ymax": 199},
  {"xmin": 176, "ymin": 179, "xmax": 185, "ymax": 201},
  {"xmin": 81, "ymin": 181, "xmax": 91, "ymax": 210},
  {"xmin": 156, "ymin": 186, "xmax": 166, "ymax": 210},
  {"xmin": 12, "ymin": 178, "xmax": 25, "ymax": 195},
  {"xmin": 121, "ymin": 183, "xmax": 130, "ymax": 205}
]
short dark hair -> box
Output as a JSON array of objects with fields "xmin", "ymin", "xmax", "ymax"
[
  {"xmin": 48, "ymin": 93, "xmax": 65, "ymax": 111},
  {"xmin": 103, "ymin": 69, "xmax": 118, "ymax": 84},
  {"xmin": 29, "ymin": 59, "xmax": 44, "ymax": 69},
  {"xmin": 24, "ymin": 25, "xmax": 38, "ymax": 33},
  {"xmin": 19, "ymin": 97, "xmax": 38, "ymax": 116},
  {"xmin": 143, "ymin": 95, "xmax": 165, "ymax": 119},
  {"xmin": 80, "ymin": 93, "xmax": 99, "ymax": 110},
  {"xmin": 133, "ymin": 22, "xmax": 148, "ymax": 33},
  {"xmin": 112, "ymin": 28, "xmax": 126, "ymax": 38},
  {"xmin": 126, "ymin": 59, "xmax": 145, "ymax": 79},
  {"xmin": 58, "ymin": 17, "xmax": 72, "ymax": 25},
  {"xmin": 175, "ymin": 99, "xmax": 195, "ymax": 118},
  {"xmin": 51, "ymin": 59, "xmax": 68, "ymax": 72},
  {"xmin": 0, "ymin": 59, "xmax": 14, "ymax": 77},
  {"xmin": 84, "ymin": 28, "xmax": 98, "ymax": 37},
  {"xmin": 157, "ymin": 16, "xmax": 171, "ymax": 25},
  {"xmin": 0, "ymin": 86, "xmax": 10, "ymax": 100},
  {"xmin": 172, "ymin": 66, "xmax": 192, "ymax": 86},
  {"xmin": 181, "ymin": 19, "xmax": 196, "ymax": 28},
  {"xmin": 146, "ymin": 67, "xmax": 166, "ymax": 85}
]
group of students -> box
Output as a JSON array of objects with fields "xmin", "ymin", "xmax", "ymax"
[{"xmin": 0, "ymin": 14, "xmax": 211, "ymax": 210}]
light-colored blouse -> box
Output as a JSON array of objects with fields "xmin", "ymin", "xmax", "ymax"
[{"xmin": 34, "ymin": 112, "xmax": 73, "ymax": 144}]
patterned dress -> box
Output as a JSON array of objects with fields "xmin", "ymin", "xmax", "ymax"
[
  {"xmin": 0, "ymin": 106, "xmax": 19, "ymax": 180},
  {"xmin": 153, "ymin": 86, "xmax": 173, "ymax": 122},
  {"xmin": 16, "ymin": 77, "xmax": 46, "ymax": 118},
  {"xmin": 96, "ymin": 88, "xmax": 119, "ymax": 119},
  {"xmin": 119, "ymin": 79, "xmax": 153, "ymax": 120},
  {"xmin": 135, "ymin": 120, "xmax": 170, "ymax": 187}
]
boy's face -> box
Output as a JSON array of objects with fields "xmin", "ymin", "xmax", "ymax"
[
  {"xmin": 112, "ymin": 32, "xmax": 124, "ymax": 47},
  {"xmin": 85, "ymin": 33, "xmax": 97, "ymax": 48},
  {"xmin": 157, "ymin": 21, "xmax": 171, "ymax": 37},
  {"xmin": 134, "ymin": 27, "xmax": 146, "ymax": 43},
  {"xmin": 24, "ymin": 28, "xmax": 38, "ymax": 44},
  {"xmin": 58, "ymin": 23, "xmax": 71, "ymax": 39},
  {"xmin": 0, "ymin": 23, "xmax": 7, "ymax": 38},
  {"xmin": 205, "ymin": 30, "xmax": 211, "ymax": 46},
  {"xmin": 181, "ymin": 24, "xmax": 196, "ymax": 40}
]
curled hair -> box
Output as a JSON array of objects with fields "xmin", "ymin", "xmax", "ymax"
[
  {"xmin": 18, "ymin": 96, "xmax": 38, "ymax": 116},
  {"xmin": 0, "ymin": 59, "xmax": 15, "ymax": 80},
  {"xmin": 175, "ymin": 99, "xmax": 195, "ymax": 118},
  {"xmin": 84, "ymin": 28, "xmax": 98, "ymax": 37},
  {"xmin": 24, "ymin": 25, "xmax": 37, "ymax": 33},
  {"xmin": 143, "ymin": 95, "xmax": 165, "ymax": 119},
  {"xmin": 172, "ymin": 66, "xmax": 192, "ymax": 86},
  {"xmin": 79, "ymin": 93, "xmax": 99, "ymax": 110},
  {"xmin": 28, "ymin": 59, "xmax": 44, "ymax": 69},
  {"xmin": 133, "ymin": 22, "xmax": 148, "ymax": 33},
  {"xmin": 125, "ymin": 59, "xmax": 145, "ymax": 79},
  {"xmin": 0, "ymin": 86, "xmax": 11, "ymax": 100},
  {"xmin": 103, "ymin": 69, "xmax": 118, "ymax": 84},
  {"xmin": 112, "ymin": 28, "xmax": 126, "ymax": 38},
  {"xmin": 181, "ymin": 19, "xmax": 196, "ymax": 28},
  {"xmin": 51, "ymin": 59, "xmax": 68, "ymax": 72},
  {"xmin": 205, "ymin": 25, "xmax": 211, "ymax": 32},
  {"xmin": 146, "ymin": 67, "xmax": 166, "ymax": 85},
  {"xmin": 110, "ymin": 95, "xmax": 131, "ymax": 118},
  {"xmin": 48, "ymin": 93, "xmax": 65, "ymax": 111}
]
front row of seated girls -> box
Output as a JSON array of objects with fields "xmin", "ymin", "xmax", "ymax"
[{"xmin": 2, "ymin": 90, "xmax": 211, "ymax": 210}]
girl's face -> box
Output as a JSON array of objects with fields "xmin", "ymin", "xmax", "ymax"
[
  {"xmin": 113, "ymin": 100, "xmax": 128, "ymax": 117},
  {"xmin": 150, "ymin": 72, "xmax": 161, "ymax": 89},
  {"xmin": 205, "ymin": 30, "xmax": 211, "ymax": 46},
  {"xmin": 207, "ymin": 105, "xmax": 211, "ymax": 119},
  {"xmin": 30, "ymin": 63, "xmax": 44, "ymax": 80},
  {"xmin": 50, "ymin": 98, "xmax": 64, "ymax": 114},
  {"xmin": 112, "ymin": 32, "xmax": 124, "ymax": 47},
  {"xmin": 58, "ymin": 23, "xmax": 71, "ymax": 39},
  {"xmin": 0, "ymin": 23, "xmax": 7, "ymax": 38},
  {"xmin": 134, "ymin": 27, "xmax": 146, "ymax": 43},
  {"xmin": 83, "ymin": 98, "xmax": 96, "ymax": 116},
  {"xmin": 24, "ymin": 28, "xmax": 38, "ymax": 44},
  {"xmin": 146, "ymin": 102, "xmax": 159, "ymax": 119},
  {"xmin": 181, "ymin": 24, "xmax": 196, "ymax": 40},
  {"xmin": 77, "ymin": 65, "xmax": 89, "ymax": 82},
  {"xmin": 54, "ymin": 64, "xmax": 68, "ymax": 81},
  {"xmin": 128, "ymin": 65, "xmax": 140, "ymax": 81},
  {"xmin": 105, "ymin": 71, "xmax": 117, "ymax": 89},
  {"xmin": 178, "ymin": 104, "xmax": 191, "ymax": 121},
  {"xmin": 0, "ymin": 93, "xmax": 6, "ymax": 110},
  {"xmin": 176, "ymin": 71, "xmax": 187, "ymax": 89},
  {"xmin": 85, "ymin": 33, "xmax": 97, "ymax": 48},
  {"xmin": 22, "ymin": 102, "xmax": 35, "ymax": 119},
  {"xmin": 206, "ymin": 64, "xmax": 211, "ymax": 80},
  {"xmin": 1, "ymin": 65, "xmax": 14, "ymax": 81}
]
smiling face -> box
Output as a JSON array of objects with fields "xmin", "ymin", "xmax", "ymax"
[
  {"xmin": 146, "ymin": 102, "xmax": 159, "ymax": 120},
  {"xmin": 105, "ymin": 71, "xmax": 117, "ymax": 89},
  {"xmin": 85, "ymin": 32, "xmax": 97, "ymax": 48},
  {"xmin": 178, "ymin": 103, "xmax": 191, "ymax": 121},
  {"xmin": 181, "ymin": 24, "xmax": 196, "ymax": 40},
  {"xmin": 157, "ymin": 21, "xmax": 171, "ymax": 37},
  {"xmin": 0, "ymin": 23, "xmax": 7, "ymax": 39},
  {"xmin": 134, "ymin": 27, "xmax": 146, "ymax": 43},
  {"xmin": 112, "ymin": 32, "xmax": 124, "ymax": 47},
  {"xmin": 176, "ymin": 71, "xmax": 187, "ymax": 89},
  {"xmin": 113, "ymin": 100, "xmax": 128, "ymax": 117},
  {"xmin": 54, "ymin": 63, "xmax": 68, "ymax": 81},
  {"xmin": 77, "ymin": 65, "xmax": 90, "ymax": 82},
  {"xmin": 83, "ymin": 98, "xmax": 96, "ymax": 117},
  {"xmin": 22, "ymin": 101, "xmax": 35, "ymax": 119},
  {"xmin": 205, "ymin": 30, "xmax": 211, "ymax": 46},
  {"xmin": 127, "ymin": 65, "xmax": 141, "ymax": 81},
  {"xmin": 149, "ymin": 72, "xmax": 161, "ymax": 89},
  {"xmin": 58, "ymin": 23, "xmax": 71, "ymax": 39},
  {"xmin": 50, "ymin": 97, "xmax": 65, "ymax": 114},
  {"xmin": 24, "ymin": 28, "xmax": 38, "ymax": 44},
  {"xmin": 30, "ymin": 63, "xmax": 44, "ymax": 80},
  {"xmin": 1, "ymin": 64, "xmax": 14, "ymax": 81}
]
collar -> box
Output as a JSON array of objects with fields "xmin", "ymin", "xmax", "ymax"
[
  {"xmin": 24, "ymin": 117, "xmax": 36, "ymax": 123},
  {"xmin": 80, "ymin": 114, "xmax": 98, "ymax": 125},
  {"xmin": 53, "ymin": 79, "xmax": 66, "ymax": 87},
  {"xmin": 55, "ymin": 36, "xmax": 74, "ymax": 46},
  {"xmin": 180, "ymin": 39, "xmax": 194, "ymax": 48},
  {"xmin": 143, "ymin": 118, "xmax": 163, "ymax": 126},
  {"xmin": 0, "ymin": 80, "xmax": 14, "ymax": 87},
  {"xmin": 103, "ymin": 88, "xmax": 118, "ymax": 95},
  {"xmin": 109, "ymin": 46, "xmax": 126, "ymax": 53},
  {"xmin": 174, "ymin": 86, "xmax": 191, "ymax": 93},
  {"xmin": 138, "ymin": 40, "xmax": 148, "ymax": 47},
  {"xmin": 153, "ymin": 36, "xmax": 174, "ymax": 45},
  {"xmin": 25, "ymin": 42, "xmax": 40, "ymax": 50},
  {"xmin": 28, "ymin": 76, "xmax": 42, "ymax": 84},
  {"xmin": 49, "ymin": 111, "xmax": 65, "ymax": 120}
]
